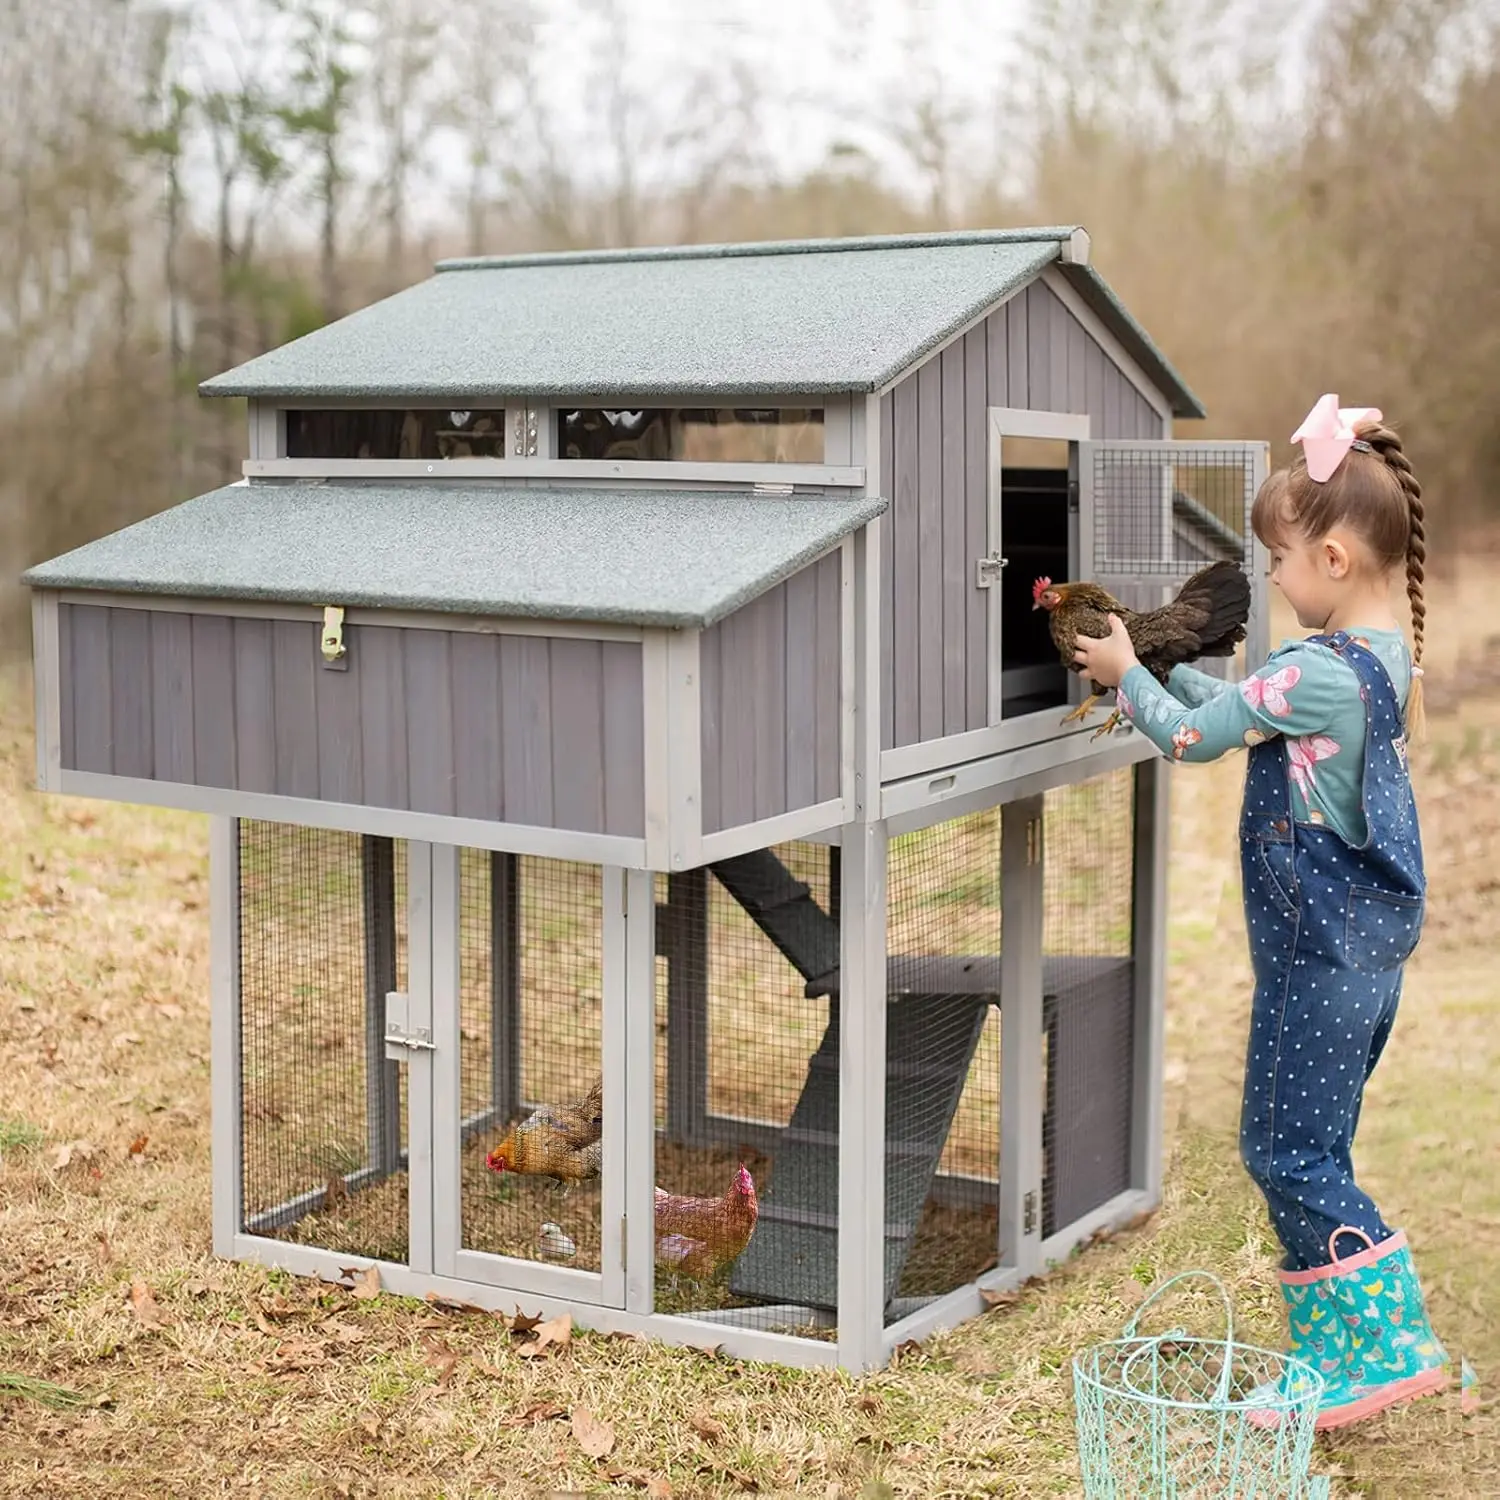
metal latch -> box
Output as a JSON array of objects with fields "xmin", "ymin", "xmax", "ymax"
[
  {"xmin": 384, "ymin": 991, "xmax": 435, "ymax": 1061},
  {"xmin": 975, "ymin": 552, "xmax": 1008, "ymax": 588},
  {"xmin": 320, "ymin": 605, "xmax": 347, "ymax": 670},
  {"xmin": 1023, "ymin": 1190, "xmax": 1038, "ymax": 1235}
]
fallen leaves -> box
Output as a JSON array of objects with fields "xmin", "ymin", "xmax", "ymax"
[
  {"xmin": 126, "ymin": 1134, "xmax": 149, "ymax": 1162},
  {"xmin": 571, "ymin": 1404, "xmax": 616, "ymax": 1458},
  {"xmin": 345, "ymin": 1266, "xmax": 381, "ymax": 1301},
  {"xmin": 689, "ymin": 1409, "xmax": 726, "ymax": 1443},
  {"xmin": 503, "ymin": 1400, "xmax": 568, "ymax": 1427},
  {"xmin": 516, "ymin": 1312, "xmax": 572, "ymax": 1359},
  {"xmin": 127, "ymin": 1280, "xmax": 170, "ymax": 1329},
  {"xmin": 50, "ymin": 1140, "xmax": 99, "ymax": 1172},
  {"xmin": 979, "ymin": 1287, "xmax": 1023, "ymax": 1312}
]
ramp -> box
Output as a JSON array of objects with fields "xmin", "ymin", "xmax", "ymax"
[{"xmin": 709, "ymin": 849, "xmax": 841, "ymax": 993}]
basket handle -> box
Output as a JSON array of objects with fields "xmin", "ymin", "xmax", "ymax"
[{"xmin": 1122, "ymin": 1269, "xmax": 1235, "ymax": 1346}]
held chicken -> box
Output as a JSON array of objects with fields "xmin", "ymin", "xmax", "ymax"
[
  {"xmin": 654, "ymin": 1164, "xmax": 759, "ymax": 1283},
  {"xmin": 485, "ymin": 1076, "xmax": 603, "ymax": 1191},
  {"xmin": 1033, "ymin": 560, "xmax": 1251, "ymax": 738}
]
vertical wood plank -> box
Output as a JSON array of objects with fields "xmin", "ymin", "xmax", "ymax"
[
  {"xmin": 548, "ymin": 638, "xmax": 606, "ymax": 834},
  {"xmin": 716, "ymin": 607, "xmax": 757, "ymax": 830},
  {"xmin": 698, "ymin": 622, "xmax": 723, "ymax": 835},
  {"xmin": 784, "ymin": 563, "xmax": 818, "ymax": 811},
  {"xmin": 1049, "ymin": 286, "xmax": 1070, "ymax": 411},
  {"xmin": 270, "ymin": 620, "xmax": 317, "ymax": 799},
  {"xmin": 891, "ymin": 377, "xmax": 920, "ymax": 748},
  {"xmin": 600, "ymin": 640, "xmax": 645, "ymax": 837},
  {"xmin": 499, "ymin": 635, "xmax": 553, "ymax": 826},
  {"xmin": 1027, "ymin": 283, "xmax": 1052, "ymax": 411},
  {"xmin": 108, "ymin": 607, "xmax": 154, "ymax": 779},
  {"xmin": 69, "ymin": 604, "xmax": 112, "ymax": 775},
  {"xmin": 1067, "ymin": 310, "xmax": 1090, "ymax": 416},
  {"xmin": 356, "ymin": 624, "xmax": 408, "ymax": 809},
  {"xmin": 151, "ymin": 610, "xmax": 196, "ymax": 784},
  {"xmin": 233, "ymin": 618, "xmax": 277, "ymax": 794},
  {"xmin": 1007, "ymin": 289, "xmax": 1030, "ymax": 408},
  {"xmin": 986, "ymin": 301, "xmax": 1009, "ymax": 407},
  {"xmin": 191, "ymin": 614, "xmax": 238, "ymax": 789},
  {"xmin": 940, "ymin": 341, "xmax": 968, "ymax": 737},
  {"xmin": 750, "ymin": 585, "xmax": 787, "ymax": 822},
  {"xmin": 403, "ymin": 629, "xmax": 455, "ymax": 816},
  {"xmin": 313, "ymin": 644, "xmax": 363, "ymax": 805},
  {"xmin": 879, "ymin": 392, "xmax": 897, "ymax": 752},
  {"xmin": 814, "ymin": 551, "xmax": 843, "ymax": 804},
  {"xmin": 1103, "ymin": 365, "xmax": 1124, "ymax": 440},
  {"xmin": 915, "ymin": 358, "xmax": 945, "ymax": 742},
  {"xmin": 965, "ymin": 325, "xmax": 991, "ymax": 733},
  {"xmin": 451, "ymin": 632, "xmax": 502, "ymax": 821},
  {"xmin": 57, "ymin": 604, "xmax": 77, "ymax": 771}
]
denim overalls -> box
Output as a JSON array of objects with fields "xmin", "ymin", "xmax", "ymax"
[{"xmin": 1238, "ymin": 632, "xmax": 1425, "ymax": 1271}]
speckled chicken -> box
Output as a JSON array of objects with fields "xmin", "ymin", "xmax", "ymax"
[
  {"xmin": 1033, "ymin": 560, "xmax": 1251, "ymax": 737},
  {"xmin": 485, "ymin": 1076, "xmax": 603, "ymax": 1189}
]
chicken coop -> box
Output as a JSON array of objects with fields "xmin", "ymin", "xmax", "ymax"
[{"xmin": 22, "ymin": 227, "xmax": 1269, "ymax": 1372}]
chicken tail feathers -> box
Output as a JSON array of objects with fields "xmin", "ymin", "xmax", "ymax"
[{"xmin": 1172, "ymin": 560, "xmax": 1251, "ymax": 657}]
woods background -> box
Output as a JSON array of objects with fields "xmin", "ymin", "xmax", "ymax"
[{"xmin": 4, "ymin": 0, "xmax": 1498, "ymax": 650}]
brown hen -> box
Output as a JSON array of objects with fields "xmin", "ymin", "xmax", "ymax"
[{"xmin": 485, "ymin": 1075, "xmax": 603, "ymax": 1190}]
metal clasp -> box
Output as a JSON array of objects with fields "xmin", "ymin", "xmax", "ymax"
[
  {"xmin": 321, "ymin": 605, "xmax": 347, "ymax": 669},
  {"xmin": 383, "ymin": 992, "xmax": 435, "ymax": 1061},
  {"xmin": 975, "ymin": 553, "xmax": 1008, "ymax": 588}
]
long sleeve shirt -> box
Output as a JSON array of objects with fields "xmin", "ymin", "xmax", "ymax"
[{"xmin": 1115, "ymin": 627, "xmax": 1413, "ymax": 847}]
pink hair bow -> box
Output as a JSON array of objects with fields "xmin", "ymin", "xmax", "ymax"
[{"xmin": 1291, "ymin": 394, "xmax": 1383, "ymax": 482}]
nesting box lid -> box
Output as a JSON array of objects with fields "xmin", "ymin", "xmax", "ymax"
[
  {"xmin": 194, "ymin": 228, "xmax": 1203, "ymax": 417},
  {"xmin": 21, "ymin": 483, "xmax": 883, "ymax": 628}
]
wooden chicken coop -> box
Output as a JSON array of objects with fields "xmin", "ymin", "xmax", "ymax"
[{"xmin": 22, "ymin": 227, "xmax": 1269, "ymax": 1372}]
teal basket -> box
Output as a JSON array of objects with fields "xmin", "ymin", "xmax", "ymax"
[{"xmin": 1072, "ymin": 1271, "xmax": 1330, "ymax": 1499}]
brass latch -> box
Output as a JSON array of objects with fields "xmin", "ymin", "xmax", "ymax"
[{"xmin": 321, "ymin": 605, "xmax": 347, "ymax": 669}]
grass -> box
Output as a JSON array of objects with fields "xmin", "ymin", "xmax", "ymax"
[{"xmin": 2, "ymin": 564, "xmax": 1499, "ymax": 1495}]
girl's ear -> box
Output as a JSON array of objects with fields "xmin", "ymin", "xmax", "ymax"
[{"xmin": 1323, "ymin": 537, "xmax": 1352, "ymax": 579}]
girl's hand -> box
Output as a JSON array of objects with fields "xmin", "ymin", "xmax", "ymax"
[{"xmin": 1074, "ymin": 614, "xmax": 1139, "ymax": 688}]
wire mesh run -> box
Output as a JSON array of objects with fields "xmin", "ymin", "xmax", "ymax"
[
  {"xmin": 461, "ymin": 854, "xmax": 605, "ymax": 1273},
  {"xmin": 237, "ymin": 824, "xmax": 410, "ymax": 1262},
  {"xmin": 653, "ymin": 843, "xmax": 838, "ymax": 1339},
  {"xmin": 1042, "ymin": 769, "xmax": 1137, "ymax": 1238},
  {"xmin": 882, "ymin": 812, "xmax": 1002, "ymax": 1323},
  {"xmin": 1092, "ymin": 445, "xmax": 1258, "ymax": 577}
]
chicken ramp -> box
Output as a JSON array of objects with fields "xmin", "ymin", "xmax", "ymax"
[{"xmin": 708, "ymin": 849, "xmax": 841, "ymax": 994}]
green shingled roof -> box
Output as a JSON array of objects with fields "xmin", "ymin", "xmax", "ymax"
[
  {"xmin": 196, "ymin": 228, "xmax": 1204, "ymax": 417},
  {"xmin": 22, "ymin": 483, "xmax": 884, "ymax": 628}
]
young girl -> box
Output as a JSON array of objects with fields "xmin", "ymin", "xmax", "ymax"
[{"xmin": 1074, "ymin": 395, "xmax": 1449, "ymax": 1429}]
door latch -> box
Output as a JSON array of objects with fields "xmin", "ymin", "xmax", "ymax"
[
  {"xmin": 975, "ymin": 553, "xmax": 1008, "ymax": 589},
  {"xmin": 1023, "ymin": 1190, "xmax": 1038, "ymax": 1235},
  {"xmin": 320, "ymin": 605, "xmax": 348, "ymax": 670},
  {"xmin": 384, "ymin": 991, "xmax": 435, "ymax": 1061}
]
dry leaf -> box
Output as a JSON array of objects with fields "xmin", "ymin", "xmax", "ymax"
[
  {"xmin": 182, "ymin": 1279, "xmax": 210, "ymax": 1298},
  {"xmin": 424, "ymin": 1292, "xmax": 484, "ymax": 1315},
  {"xmin": 510, "ymin": 1309, "xmax": 544, "ymax": 1335},
  {"xmin": 853, "ymin": 1394, "xmax": 881, "ymax": 1415},
  {"xmin": 127, "ymin": 1134, "xmax": 148, "ymax": 1159},
  {"xmin": 689, "ymin": 1409, "xmax": 726, "ymax": 1443},
  {"xmin": 258, "ymin": 1338, "xmax": 328, "ymax": 1374},
  {"xmin": 979, "ymin": 1288, "xmax": 1022, "ymax": 1311},
  {"xmin": 423, "ymin": 1342, "xmax": 459, "ymax": 1389},
  {"xmin": 604, "ymin": 1468, "xmax": 672, "ymax": 1495},
  {"xmin": 359, "ymin": 1415, "xmax": 381, "ymax": 1441},
  {"xmin": 324, "ymin": 1175, "xmax": 348, "ymax": 1207},
  {"xmin": 347, "ymin": 1266, "xmax": 381, "ymax": 1301},
  {"xmin": 518, "ymin": 1312, "xmax": 572, "ymax": 1358},
  {"xmin": 505, "ymin": 1400, "xmax": 568, "ymax": 1427},
  {"xmin": 128, "ymin": 1280, "xmax": 170, "ymax": 1329},
  {"xmin": 571, "ymin": 1405, "xmax": 616, "ymax": 1459},
  {"xmin": 321, "ymin": 1317, "xmax": 367, "ymax": 1345},
  {"xmin": 50, "ymin": 1140, "xmax": 98, "ymax": 1171},
  {"xmin": 1117, "ymin": 1279, "xmax": 1149, "ymax": 1309}
]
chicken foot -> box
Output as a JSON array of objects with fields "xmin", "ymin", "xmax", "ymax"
[{"xmin": 1060, "ymin": 692, "xmax": 1101, "ymax": 726}]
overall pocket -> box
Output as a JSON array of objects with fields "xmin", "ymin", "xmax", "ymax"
[
  {"xmin": 1344, "ymin": 885, "xmax": 1425, "ymax": 971},
  {"xmin": 1254, "ymin": 842, "xmax": 1300, "ymax": 922}
]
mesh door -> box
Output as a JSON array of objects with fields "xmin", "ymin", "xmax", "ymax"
[
  {"xmin": 1041, "ymin": 768, "xmax": 1137, "ymax": 1238},
  {"xmin": 654, "ymin": 842, "xmax": 838, "ymax": 1339},
  {"xmin": 237, "ymin": 824, "xmax": 410, "ymax": 1262},
  {"xmin": 459, "ymin": 854, "xmax": 605, "ymax": 1273}
]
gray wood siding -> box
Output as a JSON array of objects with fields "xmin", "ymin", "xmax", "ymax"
[
  {"xmin": 699, "ymin": 551, "xmax": 842, "ymax": 836},
  {"xmin": 57, "ymin": 603, "xmax": 646, "ymax": 837},
  {"xmin": 880, "ymin": 280, "xmax": 1165, "ymax": 751}
]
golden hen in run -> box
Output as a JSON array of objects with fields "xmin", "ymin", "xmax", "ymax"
[
  {"xmin": 1032, "ymin": 560, "xmax": 1251, "ymax": 738},
  {"xmin": 484, "ymin": 1076, "xmax": 603, "ymax": 1191},
  {"xmin": 654, "ymin": 1164, "xmax": 759, "ymax": 1283}
]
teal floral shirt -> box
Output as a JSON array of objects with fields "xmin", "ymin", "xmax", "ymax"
[{"xmin": 1117, "ymin": 628, "xmax": 1413, "ymax": 847}]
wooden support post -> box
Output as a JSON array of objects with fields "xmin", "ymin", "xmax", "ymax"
[
  {"xmin": 1130, "ymin": 757, "xmax": 1169, "ymax": 1204},
  {"xmin": 664, "ymin": 868, "xmax": 710, "ymax": 1145},
  {"xmin": 209, "ymin": 816, "xmax": 242, "ymax": 1258},
  {"xmin": 362, "ymin": 834, "xmax": 402, "ymax": 1177},
  {"xmin": 490, "ymin": 851, "xmax": 522, "ymax": 1122}
]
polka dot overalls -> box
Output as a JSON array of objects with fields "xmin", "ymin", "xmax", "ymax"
[{"xmin": 1238, "ymin": 632, "xmax": 1425, "ymax": 1272}]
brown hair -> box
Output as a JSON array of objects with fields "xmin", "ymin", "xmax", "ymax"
[{"xmin": 1251, "ymin": 418, "xmax": 1427, "ymax": 736}]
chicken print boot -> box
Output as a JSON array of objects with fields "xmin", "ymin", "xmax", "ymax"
[
  {"xmin": 1316, "ymin": 1228, "xmax": 1449, "ymax": 1430},
  {"xmin": 1248, "ymin": 1273, "xmax": 1352, "ymax": 1426}
]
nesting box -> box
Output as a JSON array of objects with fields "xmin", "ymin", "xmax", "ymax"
[{"xmin": 22, "ymin": 227, "xmax": 1268, "ymax": 1371}]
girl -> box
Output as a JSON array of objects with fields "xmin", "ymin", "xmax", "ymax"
[{"xmin": 1074, "ymin": 395, "xmax": 1449, "ymax": 1429}]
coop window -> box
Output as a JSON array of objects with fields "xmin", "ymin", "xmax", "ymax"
[
  {"xmin": 285, "ymin": 408, "xmax": 507, "ymax": 460},
  {"xmin": 557, "ymin": 407, "xmax": 825, "ymax": 463}
]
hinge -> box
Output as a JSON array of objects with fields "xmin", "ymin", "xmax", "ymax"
[
  {"xmin": 620, "ymin": 1214, "xmax": 628, "ymax": 1270},
  {"xmin": 320, "ymin": 605, "xmax": 347, "ymax": 670},
  {"xmin": 513, "ymin": 407, "xmax": 538, "ymax": 457},
  {"xmin": 1068, "ymin": 478, "xmax": 1080, "ymax": 513},
  {"xmin": 1023, "ymin": 1190, "xmax": 1038, "ymax": 1235},
  {"xmin": 753, "ymin": 481, "xmax": 795, "ymax": 496},
  {"xmin": 383, "ymin": 991, "xmax": 435, "ymax": 1061},
  {"xmin": 975, "ymin": 552, "xmax": 1008, "ymax": 588},
  {"xmin": 1026, "ymin": 818, "xmax": 1042, "ymax": 866}
]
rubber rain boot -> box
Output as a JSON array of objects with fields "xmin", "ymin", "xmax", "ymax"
[{"xmin": 1248, "ymin": 1272, "xmax": 1350, "ymax": 1427}]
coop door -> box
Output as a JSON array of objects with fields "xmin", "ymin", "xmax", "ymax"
[
  {"xmin": 428, "ymin": 849, "xmax": 628, "ymax": 1306},
  {"xmin": 1079, "ymin": 440, "xmax": 1271, "ymax": 677}
]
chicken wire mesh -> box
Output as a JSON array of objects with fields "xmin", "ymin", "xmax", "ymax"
[
  {"xmin": 653, "ymin": 843, "xmax": 838, "ymax": 1338},
  {"xmin": 460, "ymin": 853, "xmax": 605, "ymax": 1274},
  {"xmin": 883, "ymin": 812, "xmax": 1002, "ymax": 1323},
  {"xmin": 1042, "ymin": 768, "xmax": 1138, "ymax": 1238},
  {"xmin": 1090, "ymin": 444, "xmax": 1257, "ymax": 579},
  {"xmin": 237, "ymin": 823, "xmax": 410, "ymax": 1263}
]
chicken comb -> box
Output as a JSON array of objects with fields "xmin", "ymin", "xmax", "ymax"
[{"xmin": 1032, "ymin": 576, "xmax": 1053, "ymax": 602}]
